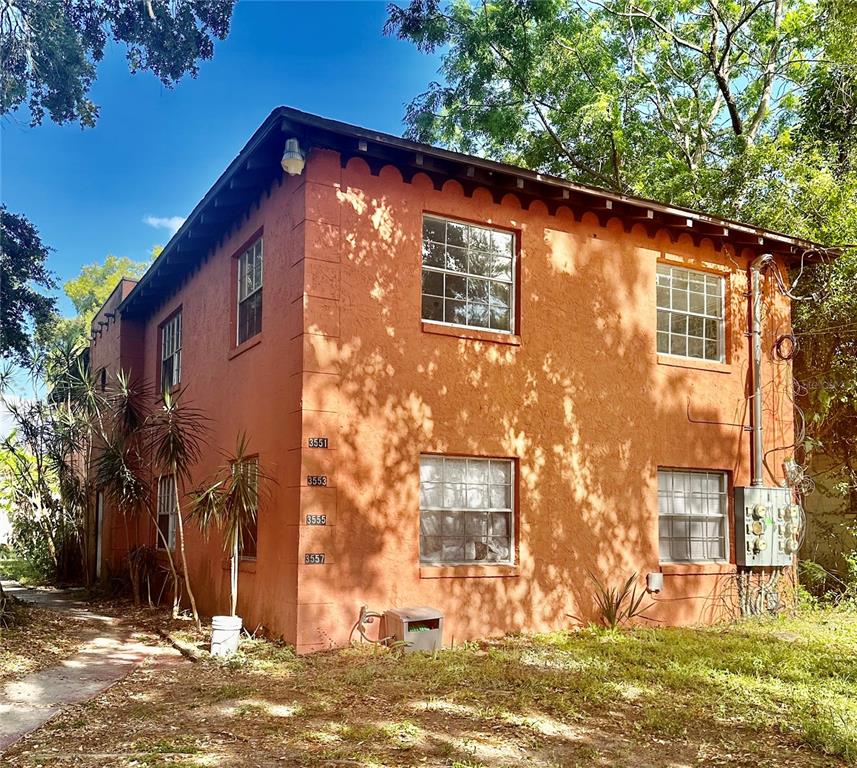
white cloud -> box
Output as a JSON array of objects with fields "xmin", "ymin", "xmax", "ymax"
[{"xmin": 143, "ymin": 215, "xmax": 186, "ymax": 235}]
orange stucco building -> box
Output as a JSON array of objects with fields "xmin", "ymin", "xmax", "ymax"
[{"xmin": 90, "ymin": 107, "xmax": 809, "ymax": 652}]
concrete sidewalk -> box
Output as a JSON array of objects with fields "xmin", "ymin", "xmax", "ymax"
[{"xmin": 0, "ymin": 580, "xmax": 181, "ymax": 753}]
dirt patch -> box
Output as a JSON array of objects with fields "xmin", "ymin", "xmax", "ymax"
[{"xmin": 0, "ymin": 602, "xmax": 95, "ymax": 684}]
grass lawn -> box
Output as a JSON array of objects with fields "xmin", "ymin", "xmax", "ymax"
[
  {"xmin": 2, "ymin": 608, "xmax": 856, "ymax": 767},
  {"xmin": 0, "ymin": 554, "xmax": 47, "ymax": 586}
]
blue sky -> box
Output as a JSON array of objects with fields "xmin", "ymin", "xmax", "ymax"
[{"xmin": 1, "ymin": 1, "xmax": 440, "ymax": 317}]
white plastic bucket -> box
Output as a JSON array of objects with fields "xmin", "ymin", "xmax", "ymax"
[{"xmin": 210, "ymin": 615, "xmax": 243, "ymax": 657}]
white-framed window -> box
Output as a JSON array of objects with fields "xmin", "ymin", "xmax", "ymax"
[
  {"xmin": 237, "ymin": 238, "xmax": 263, "ymax": 344},
  {"xmin": 658, "ymin": 469, "xmax": 728, "ymax": 563},
  {"xmin": 156, "ymin": 475, "xmax": 177, "ymax": 551},
  {"xmin": 421, "ymin": 215, "xmax": 515, "ymax": 333},
  {"xmin": 161, "ymin": 311, "xmax": 182, "ymax": 391},
  {"xmin": 419, "ymin": 455, "xmax": 514, "ymax": 565},
  {"xmin": 656, "ymin": 264, "xmax": 724, "ymax": 362}
]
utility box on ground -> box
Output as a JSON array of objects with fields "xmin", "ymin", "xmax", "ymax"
[
  {"xmin": 384, "ymin": 607, "xmax": 443, "ymax": 652},
  {"xmin": 734, "ymin": 486, "xmax": 800, "ymax": 567}
]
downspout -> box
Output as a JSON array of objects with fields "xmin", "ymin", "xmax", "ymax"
[{"xmin": 749, "ymin": 254, "xmax": 773, "ymax": 487}]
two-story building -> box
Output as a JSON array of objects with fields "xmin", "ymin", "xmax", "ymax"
[{"xmin": 90, "ymin": 107, "xmax": 813, "ymax": 652}]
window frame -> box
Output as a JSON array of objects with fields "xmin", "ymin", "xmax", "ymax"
[
  {"xmin": 236, "ymin": 237, "xmax": 263, "ymax": 346},
  {"xmin": 656, "ymin": 263, "xmax": 726, "ymax": 363},
  {"xmin": 155, "ymin": 474, "xmax": 177, "ymax": 551},
  {"xmin": 419, "ymin": 454, "xmax": 516, "ymax": 567},
  {"xmin": 420, "ymin": 214, "xmax": 517, "ymax": 335},
  {"xmin": 235, "ymin": 455, "xmax": 259, "ymax": 560},
  {"xmin": 160, "ymin": 309, "xmax": 182, "ymax": 392},
  {"xmin": 657, "ymin": 468, "xmax": 730, "ymax": 564}
]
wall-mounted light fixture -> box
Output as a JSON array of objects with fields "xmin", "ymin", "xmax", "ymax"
[{"xmin": 281, "ymin": 137, "xmax": 305, "ymax": 176}]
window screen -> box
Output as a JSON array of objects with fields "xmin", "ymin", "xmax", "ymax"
[
  {"xmin": 235, "ymin": 457, "xmax": 259, "ymax": 559},
  {"xmin": 421, "ymin": 216, "xmax": 514, "ymax": 333},
  {"xmin": 656, "ymin": 264, "xmax": 724, "ymax": 361},
  {"xmin": 161, "ymin": 312, "xmax": 182, "ymax": 391},
  {"xmin": 419, "ymin": 456, "xmax": 514, "ymax": 565},
  {"xmin": 658, "ymin": 469, "xmax": 728, "ymax": 562},
  {"xmin": 237, "ymin": 239, "xmax": 263, "ymax": 344},
  {"xmin": 156, "ymin": 475, "xmax": 177, "ymax": 550}
]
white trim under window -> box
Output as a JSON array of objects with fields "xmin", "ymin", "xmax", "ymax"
[
  {"xmin": 161, "ymin": 311, "xmax": 182, "ymax": 391},
  {"xmin": 156, "ymin": 475, "xmax": 177, "ymax": 551},
  {"xmin": 419, "ymin": 455, "xmax": 514, "ymax": 565},
  {"xmin": 656, "ymin": 264, "xmax": 724, "ymax": 362},
  {"xmin": 237, "ymin": 238, "xmax": 263, "ymax": 345},
  {"xmin": 421, "ymin": 215, "xmax": 515, "ymax": 334},
  {"xmin": 658, "ymin": 469, "xmax": 728, "ymax": 563}
]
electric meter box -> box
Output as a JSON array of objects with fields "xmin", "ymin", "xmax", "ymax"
[
  {"xmin": 734, "ymin": 486, "xmax": 800, "ymax": 567},
  {"xmin": 384, "ymin": 607, "xmax": 443, "ymax": 652}
]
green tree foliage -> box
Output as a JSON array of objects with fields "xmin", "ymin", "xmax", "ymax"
[
  {"xmin": 387, "ymin": 0, "xmax": 840, "ymax": 196},
  {"xmin": 0, "ymin": 355, "xmax": 96, "ymax": 583},
  {"xmin": 0, "ymin": 206, "xmax": 57, "ymax": 368},
  {"xmin": 1, "ymin": 0, "xmax": 237, "ymax": 127},
  {"xmin": 794, "ymin": 251, "xmax": 857, "ymax": 512},
  {"xmin": 50, "ymin": 251, "xmax": 156, "ymax": 347},
  {"xmin": 387, "ymin": 0, "xmax": 857, "ymax": 538}
]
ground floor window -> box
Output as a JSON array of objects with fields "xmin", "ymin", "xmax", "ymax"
[
  {"xmin": 658, "ymin": 469, "xmax": 728, "ymax": 562},
  {"xmin": 156, "ymin": 475, "xmax": 177, "ymax": 550},
  {"xmin": 235, "ymin": 457, "xmax": 259, "ymax": 559},
  {"xmin": 419, "ymin": 455, "xmax": 514, "ymax": 565}
]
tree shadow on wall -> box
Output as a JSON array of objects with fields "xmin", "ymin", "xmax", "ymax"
[{"xmin": 301, "ymin": 158, "xmax": 789, "ymax": 645}]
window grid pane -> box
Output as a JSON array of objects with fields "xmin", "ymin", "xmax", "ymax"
[
  {"xmin": 657, "ymin": 469, "xmax": 728, "ymax": 563},
  {"xmin": 656, "ymin": 264, "xmax": 724, "ymax": 362},
  {"xmin": 419, "ymin": 456, "xmax": 514, "ymax": 565},
  {"xmin": 156, "ymin": 475, "xmax": 177, "ymax": 550},
  {"xmin": 237, "ymin": 457, "xmax": 259, "ymax": 558},
  {"xmin": 238, "ymin": 240, "xmax": 263, "ymax": 344},
  {"xmin": 421, "ymin": 216, "xmax": 514, "ymax": 334},
  {"xmin": 161, "ymin": 312, "xmax": 182, "ymax": 390}
]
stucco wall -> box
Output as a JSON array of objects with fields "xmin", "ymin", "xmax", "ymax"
[
  {"xmin": 292, "ymin": 150, "xmax": 795, "ymax": 651},
  {"xmin": 92, "ymin": 148, "xmax": 795, "ymax": 651},
  {"xmin": 91, "ymin": 174, "xmax": 307, "ymax": 643}
]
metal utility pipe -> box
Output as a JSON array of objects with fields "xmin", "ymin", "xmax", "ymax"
[{"xmin": 749, "ymin": 254, "xmax": 773, "ymax": 486}]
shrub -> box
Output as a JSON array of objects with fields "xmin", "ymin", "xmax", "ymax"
[{"xmin": 584, "ymin": 571, "xmax": 655, "ymax": 630}]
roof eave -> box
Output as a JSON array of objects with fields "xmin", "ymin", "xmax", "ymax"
[{"xmin": 118, "ymin": 105, "xmax": 833, "ymax": 319}]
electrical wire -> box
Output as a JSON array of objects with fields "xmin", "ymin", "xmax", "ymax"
[
  {"xmin": 774, "ymin": 333, "xmax": 798, "ymax": 360},
  {"xmin": 793, "ymin": 320, "xmax": 857, "ymax": 337}
]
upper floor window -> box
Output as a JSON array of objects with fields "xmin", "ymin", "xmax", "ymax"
[
  {"xmin": 237, "ymin": 239, "xmax": 263, "ymax": 345},
  {"xmin": 234, "ymin": 457, "xmax": 259, "ymax": 559},
  {"xmin": 419, "ymin": 455, "xmax": 514, "ymax": 565},
  {"xmin": 156, "ymin": 475, "xmax": 177, "ymax": 551},
  {"xmin": 161, "ymin": 311, "xmax": 182, "ymax": 391},
  {"xmin": 656, "ymin": 264, "xmax": 724, "ymax": 362},
  {"xmin": 421, "ymin": 215, "xmax": 515, "ymax": 334},
  {"xmin": 658, "ymin": 469, "xmax": 728, "ymax": 563}
]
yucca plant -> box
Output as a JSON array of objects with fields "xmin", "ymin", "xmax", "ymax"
[
  {"xmin": 149, "ymin": 389, "xmax": 208, "ymax": 629},
  {"xmin": 190, "ymin": 434, "xmax": 264, "ymax": 617},
  {"xmin": 128, "ymin": 545, "xmax": 159, "ymax": 607},
  {"xmin": 96, "ymin": 373, "xmax": 180, "ymax": 611},
  {"xmin": 588, "ymin": 571, "xmax": 655, "ymax": 630}
]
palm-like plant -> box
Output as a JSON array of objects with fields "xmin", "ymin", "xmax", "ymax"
[
  {"xmin": 148, "ymin": 390, "xmax": 208, "ymax": 629},
  {"xmin": 588, "ymin": 571, "xmax": 655, "ymax": 630},
  {"xmin": 190, "ymin": 434, "xmax": 262, "ymax": 617},
  {"xmin": 46, "ymin": 345, "xmax": 106, "ymax": 586},
  {"xmin": 96, "ymin": 374, "xmax": 179, "ymax": 609}
]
